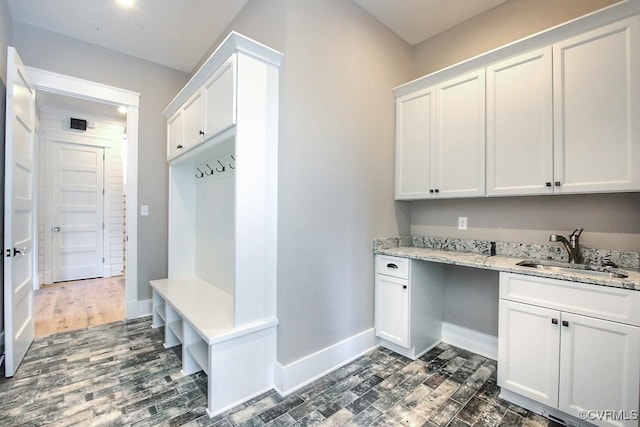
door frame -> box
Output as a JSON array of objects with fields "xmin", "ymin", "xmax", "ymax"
[{"xmin": 26, "ymin": 66, "xmax": 141, "ymax": 319}]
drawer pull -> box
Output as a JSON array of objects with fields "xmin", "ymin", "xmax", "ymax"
[
  {"xmin": 562, "ymin": 320, "xmax": 569, "ymax": 327},
  {"xmin": 386, "ymin": 263, "xmax": 399, "ymax": 269},
  {"xmin": 551, "ymin": 318, "xmax": 558, "ymax": 325},
  {"xmin": 402, "ymin": 285, "xmax": 407, "ymax": 289}
]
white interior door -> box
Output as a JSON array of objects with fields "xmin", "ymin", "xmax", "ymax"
[
  {"xmin": 51, "ymin": 142, "xmax": 104, "ymax": 282},
  {"xmin": 4, "ymin": 47, "xmax": 36, "ymax": 377}
]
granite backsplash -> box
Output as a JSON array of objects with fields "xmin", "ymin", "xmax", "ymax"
[{"xmin": 374, "ymin": 236, "xmax": 640, "ymax": 270}]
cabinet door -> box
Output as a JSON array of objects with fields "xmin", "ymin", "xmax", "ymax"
[
  {"xmin": 434, "ymin": 69, "xmax": 485, "ymax": 198},
  {"xmin": 553, "ymin": 16, "xmax": 640, "ymax": 194},
  {"xmin": 375, "ymin": 274, "xmax": 409, "ymax": 347},
  {"xmin": 203, "ymin": 54, "xmax": 237, "ymax": 139},
  {"xmin": 559, "ymin": 312, "xmax": 640, "ymax": 427},
  {"xmin": 167, "ymin": 110, "xmax": 184, "ymax": 158},
  {"xmin": 395, "ymin": 88, "xmax": 435, "ymax": 200},
  {"xmin": 498, "ymin": 300, "xmax": 560, "ymax": 408},
  {"xmin": 486, "ymin": 47, "xmax": 553, "ymax": 196},
  {"xmin": 182, "ymin": 90, "xmax": 204, "ymax": 148}
]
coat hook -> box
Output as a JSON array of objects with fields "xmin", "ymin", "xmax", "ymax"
[
  {"xmin": 195, "ymin": 167, "xmax": 204, "ymax": 179},
  {"xmin": 229, "ymin": 154, "xmax": 235, "ymax": 169},
  {"xmin": 205, "ymin": 163, "xmax": 214, "ymax": 175},
  {"xmin": 216, "ymin": 159, "xmax": 225, "ymax": 173}
]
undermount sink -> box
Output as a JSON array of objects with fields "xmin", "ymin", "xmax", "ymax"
[{"xmin": 516, "ymin": 260, "xmax": 628, "ymax": 279}]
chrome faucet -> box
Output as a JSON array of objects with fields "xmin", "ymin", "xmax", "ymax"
[{"xmin": 549, "ymin": 228, "xmax": 583, "ymax": 264}]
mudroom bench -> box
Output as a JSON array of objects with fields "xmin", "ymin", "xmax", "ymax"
[{"xmin": 150, "ymin": 278, "xmax": 278, "ymax": 416}]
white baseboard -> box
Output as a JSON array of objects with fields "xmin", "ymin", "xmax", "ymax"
[
  {"xmin": 441, "ymin": 322, "xmax": 498, "ymax": 360},
  {"xmin": 127, "ymin": 299, "xmax": 152, "ymax": 320},
  {"xmin": 274, "ymin": 328, "xmax": 378, "ymax": 396}
]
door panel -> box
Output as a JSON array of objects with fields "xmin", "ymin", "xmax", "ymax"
[
  {"xmin": 559, "ymin": 313, "xmax": 640, "ymax": 427},
  {"xmin": 498, "ymin": 300, "xmax": 560, "ymax": 407},
  {"xmin": 52, "ymin": 142, "xmax": 104, "ymax": 282},
  {"xmin": 4, "ymin": 47, "xmax": 36, "ymax": 377}
]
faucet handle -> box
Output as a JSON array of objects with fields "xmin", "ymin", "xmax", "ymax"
[{"xmin": 571, "ymin": 228, "xmax": 584, "ymax": 238}]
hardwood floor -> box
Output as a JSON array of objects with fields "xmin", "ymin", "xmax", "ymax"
[{"xmin": 33, "ymin": 275, "xmax": 125, "ymax": 337}]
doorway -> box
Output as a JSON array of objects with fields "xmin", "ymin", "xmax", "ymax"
[{"xmin": 27, "ymin": 66, "xmax": 140, "ymax": 319}]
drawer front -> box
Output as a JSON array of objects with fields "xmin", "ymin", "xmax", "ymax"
[
  {"xmin": 500, "ymin": 272, "xmax": 640, "ymax": 326},
  {"xmin": 375, "ymin": 255, "xmax": 409, "ymax": 279}
]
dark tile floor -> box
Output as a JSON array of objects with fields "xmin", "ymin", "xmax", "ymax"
[{"xmin": 0, "ymin": 318, "xmax": 562, "ymax": 426}]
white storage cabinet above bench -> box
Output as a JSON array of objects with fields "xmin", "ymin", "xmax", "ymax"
[{"xmin": 151, "ymin": 31, "xmax": 282, "ymax": 417}]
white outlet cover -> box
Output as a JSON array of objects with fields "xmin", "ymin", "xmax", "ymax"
[{"xmin": 458, "ymin": 217, "xmax": 468, "ymax": 230}]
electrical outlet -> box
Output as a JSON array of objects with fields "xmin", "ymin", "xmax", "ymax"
[{"xmin": 458, "ymin": 216, "xmax": 468, "ymax": 230}]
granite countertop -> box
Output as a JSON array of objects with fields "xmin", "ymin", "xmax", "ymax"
[{"xmin": 374, "ymin": 237, "xmax": 640, "ymax": 292}]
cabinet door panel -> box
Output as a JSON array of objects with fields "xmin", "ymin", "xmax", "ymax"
[
  {"xmin": 204, "ymin": 55, "xmax": 236, "ymax": 139},
  {"xmin": 375, "ymin": 274, "xmax": 409, "ymax": 347},
  {"xmin": 553, "ymin": 16, "xmax": 640, "ymax": 193},
  {"xmin": 395, "ymin": 89, "xmax": 434, "ymax": 200},
  {"xmin": 487, "ymin": 47, "xmax": 553, "ymax": 196},
  {"xmin": 182, "ymin": 91, "xmax": 203, "ymax": 147},
  {"xmin": 167, "ymin": 110, "xmax": 184, "ymax": 158},
  {"xmin": 498, "ymin": 300, "xmax": 560, "ymax": 407},
  {"xmin": 435, "ymin": 69, "xmax": 485, "ymax": 197},
  {"xmin": 559, "ymin": 313, "xmax": 640, "ymax": 427}
]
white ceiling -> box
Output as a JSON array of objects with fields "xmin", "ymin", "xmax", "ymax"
[
  {"xmin": 7, "ymin": 0, "xmax": 248, "ymax": 74},
  {"xmin": 9, "ymin": 0, "xmax": 508, "ymax": 116},
  {"xmin": 37, "ymin": 91, "xmax": 127, "ymax": 124},
  {"xmin": 8, "ymin": 0, "xmax": 508, "ymax": 75}
]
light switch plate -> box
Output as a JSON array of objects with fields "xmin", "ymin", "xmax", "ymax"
[{"xmin": 141, "ymin": 205, "xmax": 149, "ymax": 216}]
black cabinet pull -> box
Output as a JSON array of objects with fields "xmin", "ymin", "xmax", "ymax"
[
  {"xmin": 177, "ymin": 144, "xmax": 184, "ymax": 150},
  {"xmin": 562, "ymin": 320, "xmax": 569, "ymax": 327},
  {"xmin": 402, "ymin": 285, "xmax": 407, "ymax": 289},
  {"xmin": 386, "ymin": 263, "xmax": 398, "ymax": 269},
  {"xmin": 545, "ymin": 182, "xmax": 552, "ymax": 187},
  {"xmin": 555, "ymin": 181, "xmax": 561, "ymax": 187},
  {"xmin": 199, "ymin": 130, "xmax": 205, "ymax": 135},
  {"xmin": 434, "ymin": 189, "xmax": 440, "ymax": 193},
  {"xmin": 429, "ymin": 189, "xmax": 434, "ymax": 194},
  {"xmin": 551, "ymin": 318, "xmax": 558, "ymax": 325}
]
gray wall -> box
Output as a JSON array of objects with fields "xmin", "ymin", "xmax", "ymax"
[
  {"xmin": 412, "ymin": 0, "xmax": 622, "ymax": 77},
  {"xmin": 11, "ymin": 22, "xmax": 189, "ymax": 301},
  {"xmin": 211, "ymin": 0, "xmax": 413, "ymax": 365},
  {"xmin": 0, "ymin": 0, "xmax": 10, "ymax": 84}
]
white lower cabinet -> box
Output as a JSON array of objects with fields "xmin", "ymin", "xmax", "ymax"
[
  {"xmin": 375, "ymin": 273, "xmax": 409, "ymax": 347},
  {"xmin": 374, "ymin": 255, "xmax": 443, "ymax": 359},
  {"xmin": 498, "ymin": 273, "xmax": 640, "ymax": 427}
]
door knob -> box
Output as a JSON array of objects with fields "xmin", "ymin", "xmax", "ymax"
[
  {"xmin": 52, "ymin": 226, "xmax": 61, "ymax": 232},
  {"xmin": 12, "ymin": 247, "xmax": 28, "ymax": 256}
]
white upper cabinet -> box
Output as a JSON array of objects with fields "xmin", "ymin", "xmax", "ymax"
[
  {"xmin": 166, "ymin": 54, "xmax": 237, "ymax": 161},
  {"xmin": 182, "ymin": 90, "xmax": 204, "ymax": 147},
  {"xmin": 167, "ymin": 109, "xmax": 184, "ymax": 158},
  {"xmin": 553, "ymin": 16, "xmax": 640, "ymax": 193},
  {"xmin": 395, "ymin": 11, "xmax": 640, "ymax": 199},
  {"xmin": 203, "ymin": 55, "xmax": 237, "ymax": 139},
  {"xmin": 434, "ymin": 69, "xmax": 485, "ymax": 198},
  {"xmin": 395, "ymin": 88, "xmax": 434, "ymax": 199},
  {"xmin": 486, "ymin": 47, "xmax": 553, "ymax": 196},
  {"xmin": 395, "ymin": 69, "xmax": 485, "ymax": 199}
]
